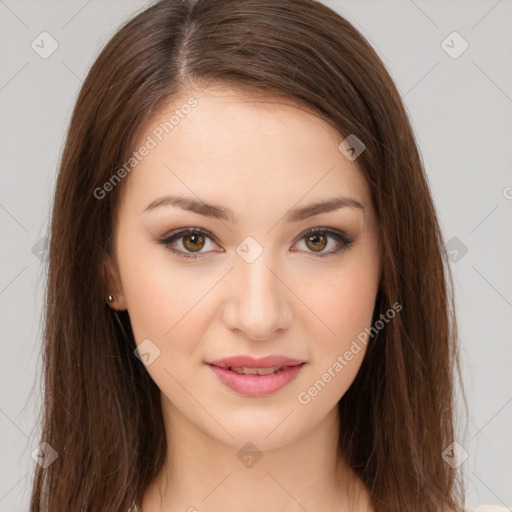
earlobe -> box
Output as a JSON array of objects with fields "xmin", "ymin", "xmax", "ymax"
[{"xmin": 103, "ymin": 253, "xmax": 127, "ymax": 311}]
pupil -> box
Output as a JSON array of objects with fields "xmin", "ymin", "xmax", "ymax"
[
  {"xmin": 307, "ymin": 234, "xmax": 326, "ymax": 251},
  {"xmin": 184, "ymin": 233, "xmax": 204, "ymax": 252}
]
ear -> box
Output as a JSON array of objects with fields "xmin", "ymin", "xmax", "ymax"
[{"xmin": 103, "ymin": 252, "xmax": 127, "ymax": 311}]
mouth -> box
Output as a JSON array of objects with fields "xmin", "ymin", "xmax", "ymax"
[
  {"xmin": 221, "ymin": 365, "xmax": 287, "ymax": 376},
  {"xmin": 206, "ymin": 354, "xmax": 305, "ymax": 369},
  {"xmin": 206, "ymin": 361, "xmax": 305, "ymax": 397}
]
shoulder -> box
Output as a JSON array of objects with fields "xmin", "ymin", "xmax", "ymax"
[{"xmin": 469, "ymin": 507, "xmax": 511, "ymax": 512}]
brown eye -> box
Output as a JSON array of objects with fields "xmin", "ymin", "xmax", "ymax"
[
  {"xmin": 159, "ymin": 227, "xmax": 353, "ymax": 261},
  {"xmin": 293, "ymin": 228, "xmax": 354, "ymax": 259},
  {"xmin": 182, "ymin": 232, "xmax": 206, "ymax": 252},
  {"xmin": 158, "ymin": 228, "xmax": 220, "ymax": 260},
  {"xmin": 305, "ymin": 233, "xmax": 328, "ymax": 252}
]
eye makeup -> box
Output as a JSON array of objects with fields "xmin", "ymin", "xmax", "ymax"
[{"xmin": 155, "ymin": 226, "xmax": 355, "ymax": 261}]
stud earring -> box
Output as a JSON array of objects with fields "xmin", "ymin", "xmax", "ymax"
[{"xmin": 107, "ymin": 293, "xmax": 116, "ymax": 303}]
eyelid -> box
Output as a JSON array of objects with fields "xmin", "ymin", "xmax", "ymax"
[
  {"xmin": 156, "ymin": 227, "xmax": 221, "ymax": 259},
  {"xmin": 157, "ymin": 226, "xmax": 354, "ymax": 260},
  {"xmin": 291, "ymin": 227, "xmax": 354, "ymax": 259}
]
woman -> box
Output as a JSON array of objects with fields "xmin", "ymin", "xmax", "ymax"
[{"xmin": 29, "ymin": 0, "xmax": 506, "ymax": 511}]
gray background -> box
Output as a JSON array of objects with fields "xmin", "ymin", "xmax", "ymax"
[{"xmin": 1, "ymin": 0, "xmax": 511, "ymax": 510}]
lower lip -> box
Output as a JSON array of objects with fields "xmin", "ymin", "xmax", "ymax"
[{"xmin": 207, "ymin": 364, "xmax": 304, "ymax": 397}]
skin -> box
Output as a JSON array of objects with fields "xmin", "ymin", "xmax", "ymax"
[{"xmin": 105, "ymin": 85, "xmax": 381, "ymax": 512}]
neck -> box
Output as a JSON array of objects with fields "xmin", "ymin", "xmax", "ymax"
[{"xmin": 139, "ymin": 396, "xmax": 373, "ymax": 512}]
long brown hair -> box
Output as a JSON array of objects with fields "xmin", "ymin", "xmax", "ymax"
[{"xmin": 30, "ymin": 0, "xmax": 467, "ymax": 510}]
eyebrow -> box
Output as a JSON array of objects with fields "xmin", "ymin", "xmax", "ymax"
[{"xmin": 143, "ymin": 194, "xmax": 364, "ymax": 223}]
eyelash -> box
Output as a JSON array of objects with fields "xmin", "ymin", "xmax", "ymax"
[{"xmin": 156, "ymin": 227, "xmax": 354, "ymax": 261}]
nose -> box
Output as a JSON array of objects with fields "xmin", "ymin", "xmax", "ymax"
[{"xmin": 221, "ymin": 249, "xmax": 292, "ymax": 341}]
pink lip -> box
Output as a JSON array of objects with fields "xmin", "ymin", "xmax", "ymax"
[
  {"xmin": 206, "ymin": 355, "xmax": 305, "ymax": 397},
  {"xmin": 207, "ymin": 355, "xmax": 304, "ymax": 368}
]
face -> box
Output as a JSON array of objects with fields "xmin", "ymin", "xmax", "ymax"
[{"xmin": 105, "ymin": 85, "xmax": 381, "ymax": 450}]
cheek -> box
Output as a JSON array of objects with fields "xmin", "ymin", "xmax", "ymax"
[
  {"xmin": 305, "ymin": 248, "xmax": 378, "ymax": 335},
  {"xmin": 116, "ymin": 232, "xmax": 219, "ymax": 361},
  {"xmin": 293, "ymin": 276, "xmax": 375, "ymax": 417},
  {"xmin": 115, "ymin": 232, "xmax": 180, "ymax": 343},
  {"xmin": 118, "ymin": 259, "xmax": 170, "ymax": 341},
  {"xmin": 296, "ymin": 248, "xmax": 379, "ymax": 394}
]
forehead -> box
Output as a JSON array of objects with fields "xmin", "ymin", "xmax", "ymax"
[{"xmin": 122, "ymin": 86, "xmax": 372, "ymax": 215}]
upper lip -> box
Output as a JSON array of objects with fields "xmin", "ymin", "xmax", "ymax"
[{"xmin": 206, "ymin": 355, "xmax": 305, "ymax": 368}]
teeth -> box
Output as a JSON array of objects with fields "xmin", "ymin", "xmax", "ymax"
[{"xmin": 228, "ymin": 366, "xmax": 284, "ymax": 376}]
